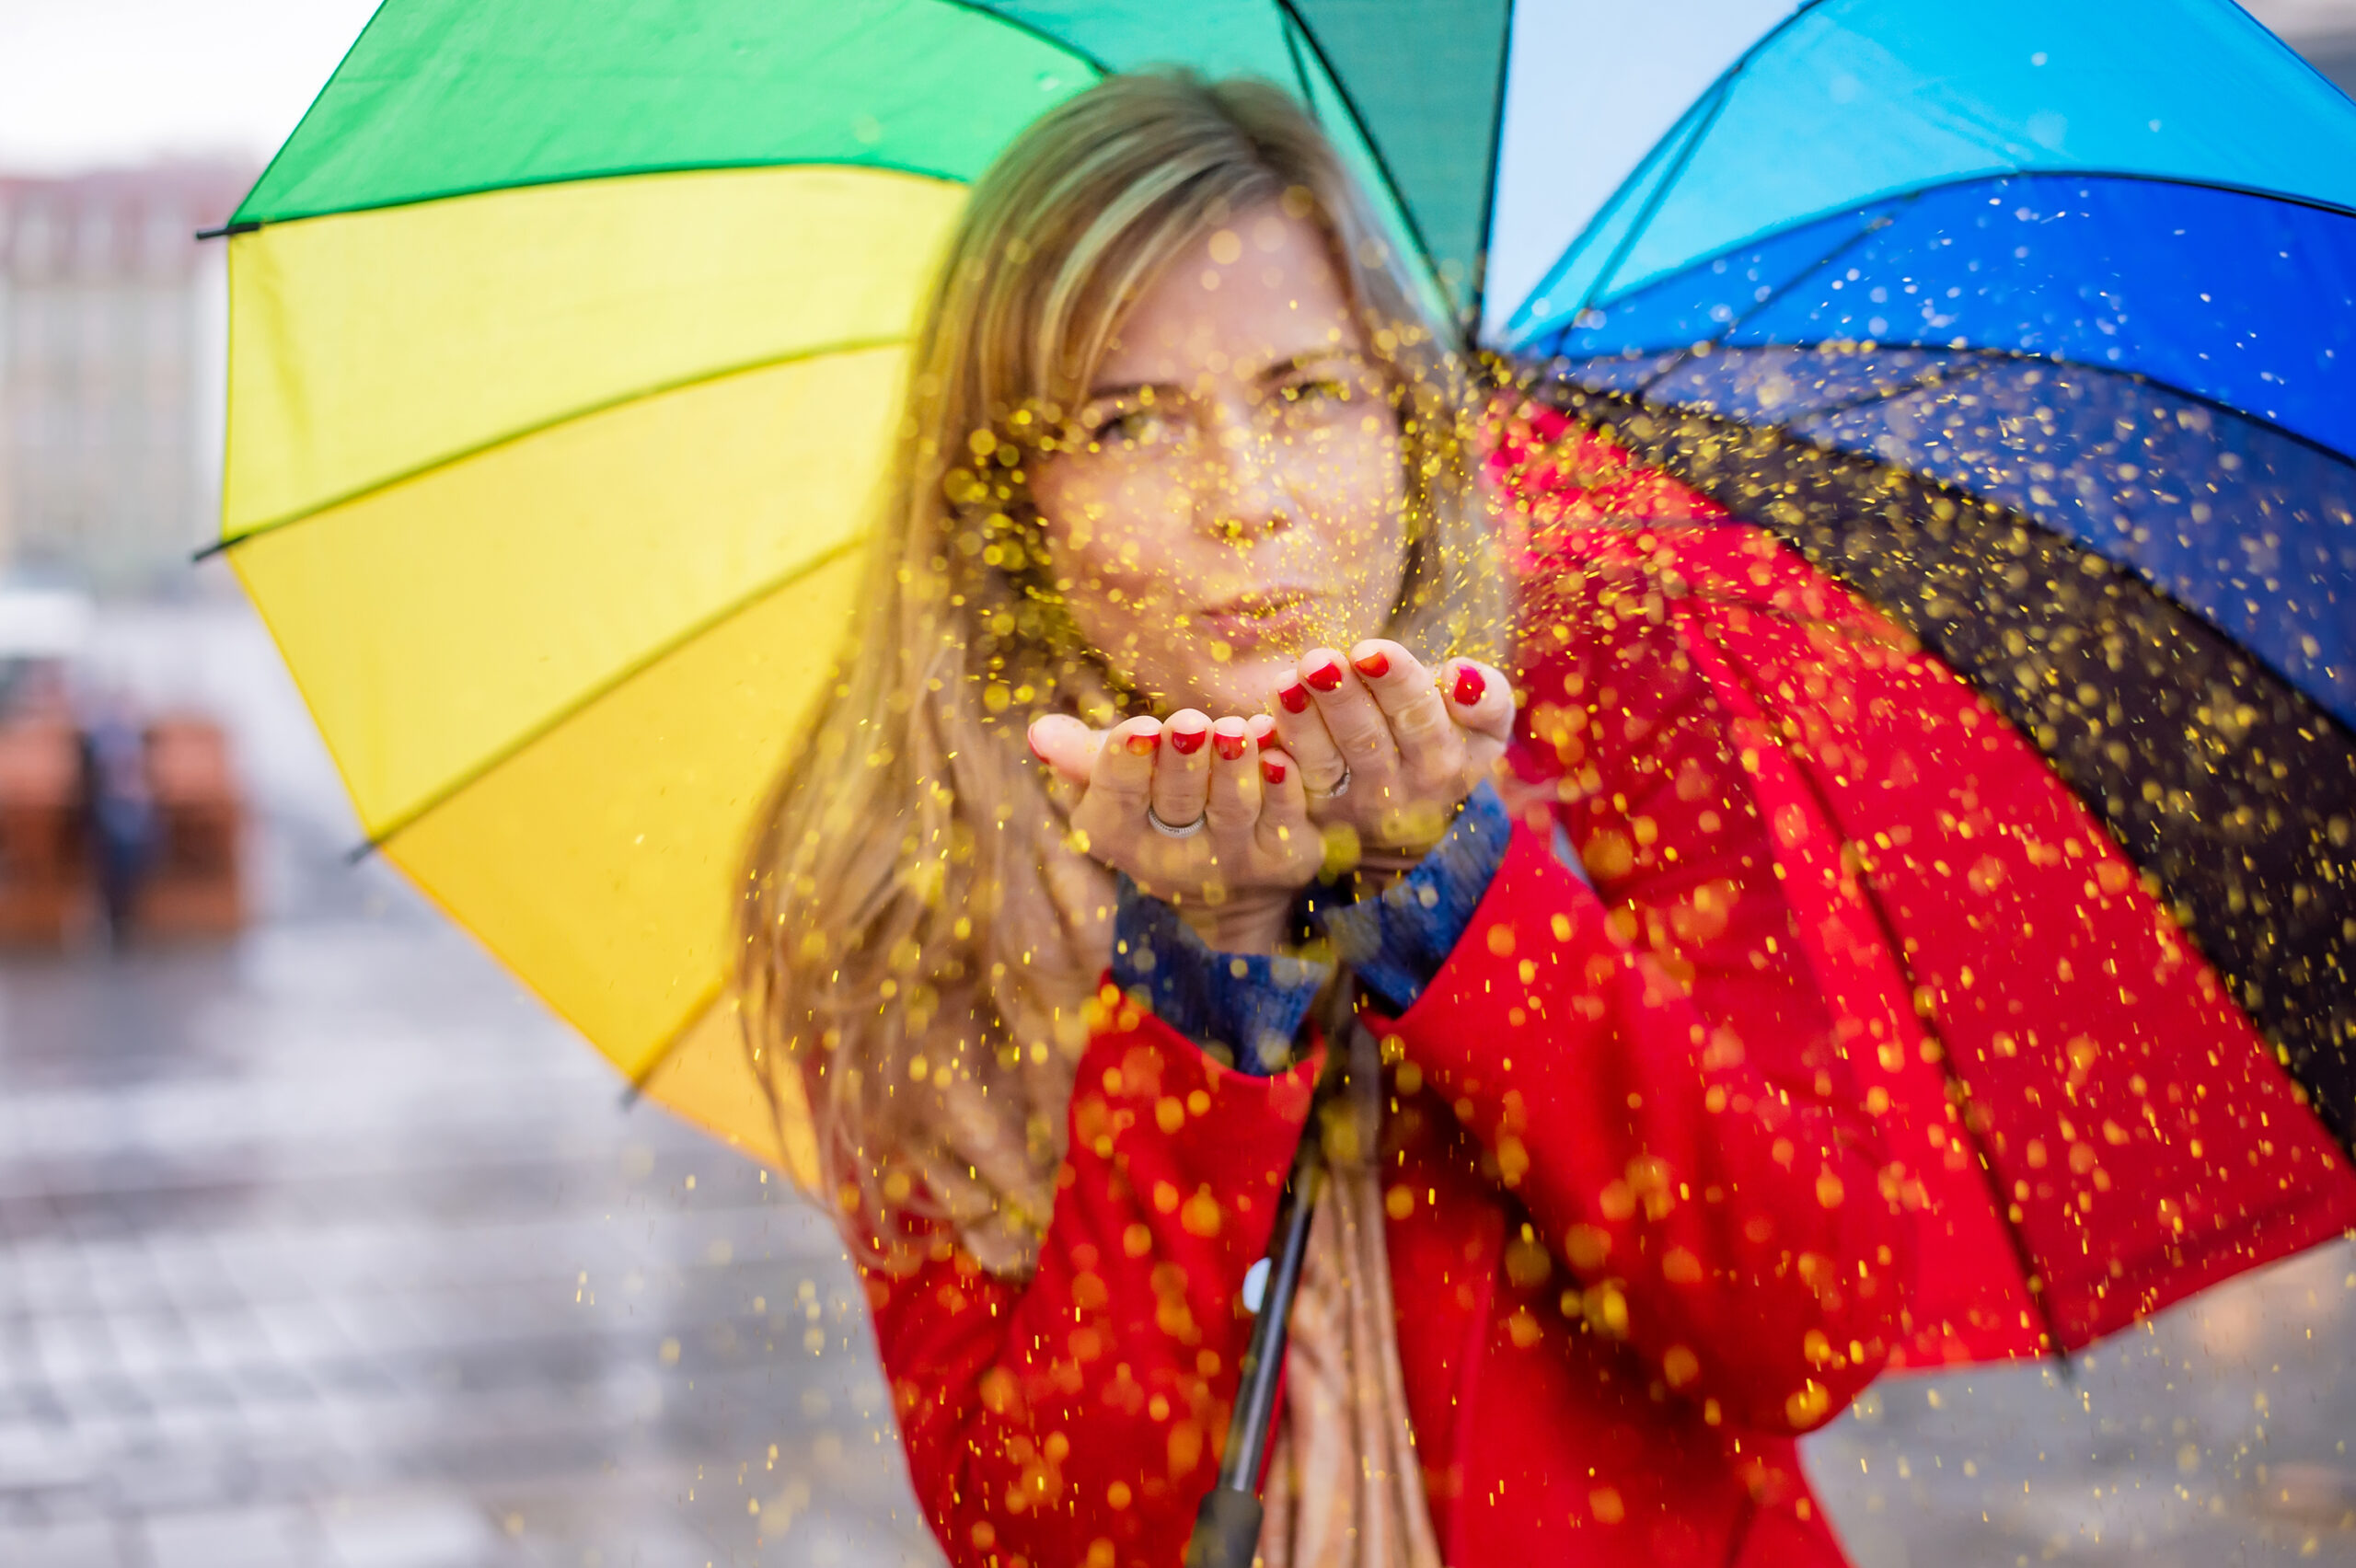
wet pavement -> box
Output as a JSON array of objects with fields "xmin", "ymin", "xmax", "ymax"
[
  {"xmin": 1809, "ymin": 1246, "xmax": 2356, "ymax": 1567},
  {"xmin": 0, "ymin": 798, "xmax": 2349, "ymax": 1566},
  {"xmin": 0, "ymin": 875, "xmax": 945, "ymax": 1568}
]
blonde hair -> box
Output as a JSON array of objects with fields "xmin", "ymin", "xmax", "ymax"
[{"xmin": 737, "ymin": 73, "xmax": 1504, "ymax": 1259}]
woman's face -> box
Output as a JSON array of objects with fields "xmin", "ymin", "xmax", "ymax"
[{"xmin": 1031, "ymin": 204, "xmax": 1409, "ymax": 715}]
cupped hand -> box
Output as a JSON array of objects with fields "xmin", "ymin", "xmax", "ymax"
[
  {"xmin": 1268, "ymin": 640, "xmax": 1515, "ymax": 857},
  {"xmin": 1028, "ymin": 709, "xmax": 1323, "ymax": 954}
]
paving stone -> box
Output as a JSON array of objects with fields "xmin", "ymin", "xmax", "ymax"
[
  {"xmin": 318, "ymin": 1490, "xmax": 510, "ymax": 1568},
  {"xmin": 141, "ymin": 1504, "xmax": 316, "ymax": 1568},
  {"xmin": 0, "ymin": 1516, "xmax": 128, "ymax": 1568}
]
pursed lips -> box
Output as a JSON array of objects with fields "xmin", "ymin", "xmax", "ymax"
[{"xmin": 1192, "ymin": 588, "xmax": 1321, "ymax": 651}]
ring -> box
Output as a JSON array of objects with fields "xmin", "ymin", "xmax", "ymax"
[
  {"xmin": 1305, "ymin": 767, "xmax": 1352, "ymax": 801},
  {"xmin": 1146, "ymin": 803, "xmax": 1207, "ymax": 838}
]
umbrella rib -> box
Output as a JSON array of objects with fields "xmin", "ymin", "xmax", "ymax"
[
  {"xmin": 618, "ymin": 980, "xmax": 805, "ymax": 1192},
  {"xmin": 1611, "ymin": 352, "xmax": 1991, "ymax": 435},
  {"xmin": 1606, "ymin": 340, "xmax": 2356, "ymax": 521},
  {"xmin": 925, "ymin": 0, "xmax": 1114, "ymax": 75},
  {"xmin": 223, "ymin": 0, "xmax": 405, "ymax": 232},
  {"xmin": 202, "ymin": 335, "xmax": 907, "ymax": 561},
  {"xmin": 1627, "ymin": 210, "xmax": 1907, "ymax": 401},
  {"xmin": 1565, "ymin": 378, "xmax": 2356, "ymax": 744},
  {"xmin": 1271, "ymin": 1, "xmax": 1445, "ymax": 306},
  {"xmin": 1542, "ymin": 167, "xmax": 2356, "ymax": 358},
  {"xmin": 1276, "ymin": 12, "xmax": 1319, "ymax": 110},
  {"xmin": 1466, "ymin": 0, "xmax": 1519, "ymax": 338},
  {"xmin": 1507, "ymin": 90, "xmax": 1715, "ymax": 340},
  {"xmin": 1570, "ymin": 82, "xmax": 1733, "ymax": 326},
  {"xmin": 1769, "ymin": 352, "xmax": 1995, "ymax": 425},
  {"xmin": 1519, "ymin": 0, "xmax": 1830, "ymax": 333},
  {"xmin": 225, "ymin": 156, "xmax": 975, "ymax": 232},
  {"xmin": 349, "ymin": 535, "xmax": 866, "ymax": 862},
  {"xmin": 618, "ymin": 979, "xmax": 731, "ymax": 1105}
]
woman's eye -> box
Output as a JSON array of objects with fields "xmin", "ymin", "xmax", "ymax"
[
  {"xmin": 1274, "ymin": 379, "xmax": 1357, "ymax": 424},
  {"xmin": 1091, "ymin": 408, "xmax": 1173, "ymax": 448}
]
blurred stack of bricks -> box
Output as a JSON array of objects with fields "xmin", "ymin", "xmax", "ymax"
[
  {"xmin": 135, "ymin": 715, "xmax": 243, "ymax": 935},
  {"xmin": 0, "ymin": 716, "xmax": 87, "ymax": 941}
]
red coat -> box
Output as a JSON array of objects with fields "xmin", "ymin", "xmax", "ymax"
[
  {"xmin": 857, "ymin": 430, "xmax": 2356, "ymax": 1568},
  {"xmin": 862, "ymin": 541, "xmax": 1913, "ymax": 1568}
]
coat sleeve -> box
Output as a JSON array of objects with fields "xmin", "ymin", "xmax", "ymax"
[
  {"xmin": 862, "ymin": 991, "xmax": 1320, "ymax": 1568},
  {"xmin": 1374, "ymin": 830, "xmax": 1907, "ymax": 1434},
  {"xmin": 1373, "ymin": 559, "xmax": 1913, "ymax": 1435}
]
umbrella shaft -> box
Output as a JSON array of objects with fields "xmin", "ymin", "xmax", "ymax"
[{"xmin": 1186, "ymin": 1104, "xmax": 1327, "ymax": 1567}]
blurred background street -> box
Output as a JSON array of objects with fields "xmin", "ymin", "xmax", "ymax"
[
  {"xmin": 0, "ymin": 847, "xmax": 942, "ymax": 1568},
  {"xmin": 2, "ymin": 3, "xmax": 2354, "ymax": 1566}
]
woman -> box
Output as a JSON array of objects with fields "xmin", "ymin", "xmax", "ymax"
[{"xmin": 739, "ymin": 74, "xmax": 1908, "ymax": 1568}]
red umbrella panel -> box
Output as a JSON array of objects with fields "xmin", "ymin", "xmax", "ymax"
[{"xmin": 1490, "ymin": 402, "xmax": 2356, "ymax": 1367}]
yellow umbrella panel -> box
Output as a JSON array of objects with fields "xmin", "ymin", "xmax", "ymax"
[{"xmin": 225, "ymin": 166, "xmax": 969, "ymax": 1182}]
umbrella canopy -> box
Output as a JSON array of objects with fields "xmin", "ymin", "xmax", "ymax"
[
  {"xmin": 214, "ymin": 0, "xmax": 1591, "ymax": 1180},
  {"xmin": 219, "ymin": 0, "xmax": 2355, "ymax": 1286},
  {"xmin": 1511, "ymin": 0, "xmax": 2356, "ymax": 1146},
  {"xmin": 1487, "ymin": 0, "xmax": 2356, "ymax": 1360}
]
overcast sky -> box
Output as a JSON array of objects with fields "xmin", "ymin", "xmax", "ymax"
[
  {"xmin": 0, "ymin": 0, "xmax": 380, "ymax": 172},
  {"xmin": 2, "ymin": 0, "xmax": 2349, "ymax": 177}
]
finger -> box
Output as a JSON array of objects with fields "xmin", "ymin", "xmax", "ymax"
[
  {"xmin": 1152, "ymin": 709, "xmax": 1214, "ymax": 829},
  {"xmin": 1027, "ymin": 713, "xmax": 1105, "ymax": 787},
  {"xmin": 1204, "ymin": 717, "xmax": 1261, "ymax": 834},
  {"xmin": 1298, "ymin": 647, "xmax": 1400, "ymax": 780},
  {"xmin": 1253, "ymin": 744, "xmax": 1312, "ymax": 860},
  {"xmin": 1346, "ymin": 639, "xmax": 1454, "ymax": 753},
  {"xmin": 1268, "ymin": 674, "xmax": 1351, "ymax": 797},
  {"xmin": 1080, "ymin": 716, "xmax": 1161, "ymax": 815},
  {"xmin": 1440, "ymin": 660, "xmax": 1517, "ymax": 743}
]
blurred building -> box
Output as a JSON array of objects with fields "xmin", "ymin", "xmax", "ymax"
[
  {"xmin": 0, "ymin": 163, "xmax": 249, "ymax": 596},
  {"xmin": 2250, "ymin": 0, "xmax": 2356, "ymax": 90}
]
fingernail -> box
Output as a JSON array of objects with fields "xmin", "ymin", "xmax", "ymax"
[
  {"xmin": 1261, "ymin": 758, "xmax": 1287, "ymax": 785},
  {"xmin": 1126, "ymin": 730, "xmax": 1161, "ymax": 755},
  {"xmin": 1214, "ymin": 730, "xmax": 1248, "ymax": 761},
  {"xmin": 1277, "ymin": 683, "xmax": 1311, "ymax": 714},
  {"xmin": 1352, "ymin": 650, "xmax": 1391, "ymax": 679},
  {"xmin": 1168, "ymin": 724, "xmax": 1207, "ymax": 755},
  {"xmin": 1026, "ymin": 729, "xmax": 1048, "ymax": 763},
  {"xmin": 1253, "ymin": 724, "xmax": 1280, "ymax": 751},
  {"xmin": 1451, "ymin": 664, "xmax": 1486, "ymax": 707},
  {"xmin": 1305, "ymin": 659, "xmax": 1345, "ymax": 693}
]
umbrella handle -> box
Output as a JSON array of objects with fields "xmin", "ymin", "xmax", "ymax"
[
  {"xmin": 1184, "ymin": 1085, "xmax": 1329, "ymax": 1568},
  {"xmin": 1184, "ymin": 1486, "xmax": 1269, "ymax": 1568}
]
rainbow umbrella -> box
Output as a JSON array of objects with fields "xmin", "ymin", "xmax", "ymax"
[
  {"xmin": 214, "ymin": 0, "xmax": 1541, "ymax": 1179},
  {"xmin": 217, "ymin": 0, "xmax": 2355, "ymax": 1211}
]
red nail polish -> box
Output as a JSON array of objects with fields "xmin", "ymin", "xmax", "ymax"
[
  {"xmin": 1168, "ymin": 724, "xmax": 1207, "ymax": 755},
  {"xmin": 1214, "ymin": 730, "xmax": 1248, "ymax": 761},
  {"xmin": 1277, "ymin": 683, "xmax": 1311, "ymax": 714},
  {"xmin": 1451, "ymin": 664, "xmax": 1486, "ymax": 707},
  {"xmin": 1126, "ymin": 731, "xmax": 1160, "ymax": 755},
  {"xmin": 1352, "ymin": 650, "xmax": 1391, "ymax": 679},
  {"xmin": 1261, "ymin": 758, "xmax": 1287, "ymax": 785},
  {"xmin": 1253, "ymin": 725, "xmax": 1280, "ymax": 751},
  {"xmin": 1305, "ymin": 659, "xmax": 1345, "ymax": 693}
]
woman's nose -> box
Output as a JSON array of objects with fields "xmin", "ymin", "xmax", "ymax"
[{"xmin": 1204, "ymin": 411, "xmax": 1288, "ymax": 538}]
